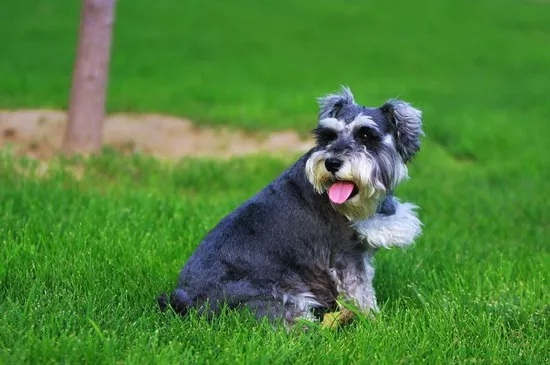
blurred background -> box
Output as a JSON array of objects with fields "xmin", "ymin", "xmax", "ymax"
[{"xmin": 1, "ymin": 0, "xmax": 548, "ymax": 160}]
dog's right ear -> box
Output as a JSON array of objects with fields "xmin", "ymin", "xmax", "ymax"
[
  {"xmin": 318, "ymin": 86, "xmax": 356, "ymax": 119},
  {"xmin": 381, "ymin": 99, "xmax": 424, "ymax": 163}
]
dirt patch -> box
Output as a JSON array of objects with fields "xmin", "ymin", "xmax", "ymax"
[{"xmin": 0, "ymin": 109, "xmax": 315, "ymax": 160}]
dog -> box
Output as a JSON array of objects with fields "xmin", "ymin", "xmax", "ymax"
[{"xmin": 159, "ymin": 87, "xmax": 423, "ymax": 325}]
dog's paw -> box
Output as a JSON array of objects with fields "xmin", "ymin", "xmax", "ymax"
[{"xmin": 353, "ymin": 200, "xmax": 422, "ymax": 248}]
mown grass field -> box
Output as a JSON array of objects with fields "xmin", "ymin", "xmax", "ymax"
[
  {"xmin": 1, "ymin": 0, "xmax": 550, "ymax": 363},
  {"xmin": 0, "ymin": 148, "xmax": 547, "ymax": 363}
]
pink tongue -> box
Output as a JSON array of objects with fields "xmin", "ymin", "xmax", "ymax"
[{"xmin": 328, "ymin": 182, "xmax": 355, "ymax": 204}]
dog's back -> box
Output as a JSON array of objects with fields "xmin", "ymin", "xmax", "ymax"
[{"xmin": 161, "ymin": 153, "xmax": 360, "ymax": 320}]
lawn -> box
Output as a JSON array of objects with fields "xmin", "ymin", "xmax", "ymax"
[
  {"xmin": 1, "ymin": 0, "xmax": 550, "ymax": 363},
  {"xmin": 0, "ymin": 148, "xmax": 547, "ymax": 363}
]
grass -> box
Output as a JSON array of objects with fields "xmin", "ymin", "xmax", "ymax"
[
  {"xmin": 1, "ymin": 0, "xmax": 549, "ymax": 132},
  {"xmin": 0, "ymin": 143, "xmax": 548, "ymax": 363},
  {"xmin": 1, "ymin": 0, "xmax": 549, "ymax": 363}
]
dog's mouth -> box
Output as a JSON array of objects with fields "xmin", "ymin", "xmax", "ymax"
[{"xmin": 327, "ymin": 181, "xmax": 359, "ymax": 204}]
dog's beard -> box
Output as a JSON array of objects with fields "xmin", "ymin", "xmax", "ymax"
[{"xmin": 305, "ymin": 150, "xmax": 407, "ymax": 220}]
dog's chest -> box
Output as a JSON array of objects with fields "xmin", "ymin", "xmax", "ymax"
[{"xmin": 314, "ymin": 223, "xmax": 364, "ymax": 266}]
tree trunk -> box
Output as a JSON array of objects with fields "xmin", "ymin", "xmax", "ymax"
[{"xmin": 63, "ymin": 0, "xmax": 116, "ymax": 154}]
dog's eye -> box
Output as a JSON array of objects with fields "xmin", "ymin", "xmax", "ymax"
[
  {"xmin": 314, "ymin": 128, "xmax": 338, "ymax": 145},
  {"xmin": 355, "ymin": 127, "xmax": 380, "ymax": 144}
]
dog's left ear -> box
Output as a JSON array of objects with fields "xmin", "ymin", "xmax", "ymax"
[
  {"xmin": 317, "ymin": 86, "xmax": 356, "ymax": 120},
  {"xmin": 381, "ymin": 99, "xmax": 424, "ymax": 163}
]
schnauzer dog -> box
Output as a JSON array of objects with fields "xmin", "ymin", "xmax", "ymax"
[{"xmin": 159, "ymin": 87, "xmax": 423, "ymax": 325}]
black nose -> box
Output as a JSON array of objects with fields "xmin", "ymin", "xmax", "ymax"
[{"xmin": 325, "ymin": 158, "xmax": 343, "ymax": 173}]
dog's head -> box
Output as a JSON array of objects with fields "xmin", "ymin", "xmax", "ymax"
[{"xmin": 305, "ymin": 86, "xmax": 423, "ymax": 220}]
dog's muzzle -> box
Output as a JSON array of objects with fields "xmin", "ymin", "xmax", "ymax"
[{"xmin": 323, "ymin": 158, "xmax": 360, "ymax": 204}]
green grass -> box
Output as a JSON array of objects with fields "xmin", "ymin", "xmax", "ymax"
[
  {"xmin": 0, "ymin": 143, "xmax": 548, "ymax": 363},
  {"xmin": 1, "ymin": 0, "xmax": 550, "ymax": 363},
  {"xmin": 1, "ymin": 0, "xmax": 549, "ymax": 132}
]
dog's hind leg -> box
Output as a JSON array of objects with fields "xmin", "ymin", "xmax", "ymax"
[
  {"xmin": 242, "ymin": 299, "xmax": 283, "ymax": 318},
  {"xmin": 241, "ymin": 298, "xmax": 316, "ymax": 329},
  {"xmin": 164, "ymin": 288, "xmax": 193, "ymax": 315}
]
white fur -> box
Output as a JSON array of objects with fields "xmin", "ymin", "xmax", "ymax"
[
  {"xmin": 379, "ymin": 148, "xmax": 409, "ymax": 189},
  {"xmin": 319, "ymin": 115, "xmax": 379, "ymax": 134},
  {"xmin": 305, "ymin": 150, "xmax": 332, "ymax": 194},
  {"xmin": 348, "ymin": 114, "xmax": 379, "ymax": 131},
  {"xmin": 353, "ymin": 201, "xmax": 422, "ymax": 248},
  {"xmin": 393, "ymin": 156, "xmax": 409, "ymax": 187},
  {"xmin": 318, "ymin": 118, "xmax": 346, "ymax": 131},
  {"xmin": 305, "ymin": 149, "xmax": 385, "ymax": 220},
  {"xmin": 282, "ymin": 291, "xmax": 320, "ymax": 321},
  {"xmin": 330, "ymin": 253, "xmax": 378, "ymax": 313}
]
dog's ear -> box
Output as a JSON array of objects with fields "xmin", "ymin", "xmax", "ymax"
[
  {"xmin": 318, "ymin": 86, "xmax": 356, "ymax": 119},
  {"xmin": 381, "ymin": 99, "xmax": 424, "ymax": 163}
]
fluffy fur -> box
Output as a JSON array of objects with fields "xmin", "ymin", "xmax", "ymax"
[
  {"xmin": 354, "ymin": 201, "xmax": 422, "ymax": 249},
  {"xmin": 159, "ymin": 87, "xmax": 424, "ymax": 325}
]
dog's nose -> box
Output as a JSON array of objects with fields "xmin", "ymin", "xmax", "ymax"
[{"xmin": 325, "ymin": 158, "xmax": 343, "ymax": 173}]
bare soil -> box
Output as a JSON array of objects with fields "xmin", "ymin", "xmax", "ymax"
[{"xmin": 0, "ymin": 109, "xmax": 314, "ymax": 160}]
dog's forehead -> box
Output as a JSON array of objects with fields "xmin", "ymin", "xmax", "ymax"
[
  {"xmin": 356, "ymin": 107, "xmax": 387, "ymax": 125},
  {"xmin": 318, "ymin": 106, "xmax": 391, "ymax": 133}
]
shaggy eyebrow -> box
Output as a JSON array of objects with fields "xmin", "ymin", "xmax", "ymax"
[
  {"xmin": 348, "ymin": 115, "xmax": 380, "ymax": 132},
  {"xmin": 317, "ymin": 115, "xmax": 381, "ymax": 135},
  {"xmin": 318, "ymin": 118, "xmax": 345, "ymax": 132}
]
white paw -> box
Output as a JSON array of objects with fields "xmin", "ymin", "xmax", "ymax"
[{"xmin": 353, "ymin": 201, "xmax": 423, "ymax": 248}]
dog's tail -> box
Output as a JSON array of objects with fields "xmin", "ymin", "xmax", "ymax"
[{"xmin": 157, "ymin": 289, "xmax": 193, "ymax": 315}]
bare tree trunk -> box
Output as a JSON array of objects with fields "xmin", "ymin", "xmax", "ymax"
[{"xmin": 63, "ymin": 0, "xmax": 116, "ymax": 154}]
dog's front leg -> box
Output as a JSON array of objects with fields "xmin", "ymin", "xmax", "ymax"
[{"xmin": 332, "ymin": 249, "xmax": 379, "ymax": 314}]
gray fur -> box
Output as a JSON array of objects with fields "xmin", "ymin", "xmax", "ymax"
[
  {"xmin": 318, "ymin": 86, "xmax": 361, "ymax": 121},
  {"xmin": 332, "ymin": 248, "xmax": 379, "ymax": 313},
  {"xmin": 159, "ymin": 88, "xmax": 424, "ymax": 325},
  {"xmin": 381, "ymin": 99, "xmax": 424, "ymax": 163}
]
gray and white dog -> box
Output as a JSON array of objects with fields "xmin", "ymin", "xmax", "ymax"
[{"xmin": 159, "ymin": 87, "xmax": 423, "ymax": 325}]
